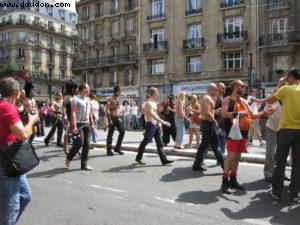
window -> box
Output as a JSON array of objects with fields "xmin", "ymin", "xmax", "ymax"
[
  {"xmin": 17, "ymin": 48, "xmax": 25, "ymax": 59},
  {"xmin": 34, "ymin": 33, "xmax": 40, "ymax": 44},
  {"xmin": 48, "ymin": 20, "xmax": 54, "ymax": 29},
  {"xmin": 19, "ymin": 14, "xmax": 26, "ymax": 22},
  {"xmin": 112, "ymin": 21, "xmax": 119, "ymax": 36},
  {"xmin": 95, "ymin": 3, "xmax": 103, "ymax": 17},
  {"xmin": 150, "ymin": 60, "xmax": 165, "ymax": 74},
  {"xmin": 187, "ymin": 0, "xmax": 202, "ymax": 12},
  {"xmin": 188, "ymin": 24, "xmax": 201, "ymax": 39},
  {"xmin": 48, "ymin": 37, "xmax": 54, "ymax": 47},
  {"xmin": 70, "ymin": 13, "xmax": 76, "ymax": 24},
  {"xmin": 223, "ymin": 52, "xmax": 243, "ymax": 69},
  {"xmin": 61, "ymin": 40, "xmax": 66, "ymax": 50},
  {"xmin": 187, "ymin": 56, "xmax": 202, "ymax": 73},
  {"xmin": 110, "ymin": 71, "xmax": 118, "ymax": 86},
  {"xmin": 59, "ymin": 10, "xmax": 66, "ymax": 20},
  {"xmin": 127, "ymin": 0, "xmax": 134, "ymax": 10},
  {"xmin": 33, "ymin": 49, "xmax": 41, "ymax": 61},
  {"xmin": 34, "ymin": 16, "xmax": 40, "ymax": 23},
  {"xmin": 61, "ymin": 70, "xmax": 66, "ymax": 79},
  {"xmin": 222, "ymin": 0, "xmax": 243, "ymax": 7},
  {"xmin": 124, "ymin": 70, "xmax": 133, "ymax": 86},
  {"xmin": 126, "ymin": 17, "xmax": 134, "ymax": 34},
  {"xmin": 61, "ymin": 54, "xmax": 67, "ymax": 66},
  {"xmin": 112, "ymin": 0, "xmax": 119, "ymax": 11},
  {"xmin": 18, "ymin": 31, "xmax": 25, "ymax": 42},
  {"xmin": 271, "ymin": 18, "xmax": 287, "ymax": 41},
  {"xmin": 48, "ymin": 52, "xmax": 54, "ymax": 64},
  {"xmin": 150, "ymin": 28, "xmax": 165, "ymax": 42},
  {"xmin": 127, "ymin": 44, "xmax": 134, "ymax": 54},
  {"xmin": 272, "ymin": 55, "xmax": 289, "ymax": 71},
  {"xmin": 33, "ymin": 65, "xmax": 40, "ymax": 76},
  {"xmin": 82, "ymin": 6, "xmax": 90, "ymax": 19},
  {"xmin": 47, "ymin": 6, "xmax": 53, "ymax": 16},
  {"xmin": 82, "ymin": 27, "xmax": 90, "ymax": 41},
  {"xmin": 96, "ymin": 49, "xmax": 101, "ymax": 62},
  {"xmin": 151, "ymin": 0, "xmax": 164, "ymax": 16},
  {"xmin": 95, "ymin": 24, "xmax": 104, "ymax": 39},
  {"xmin": 112, "ymin": 46, "xmax": 118, "ymax": 56},
  {"xmin": 60, "ymin": 25, "xmax": 66, "ymax": 34},
  {"xmin": 224, "ymin": 16, "xmax": 243, "ymax": 40}
]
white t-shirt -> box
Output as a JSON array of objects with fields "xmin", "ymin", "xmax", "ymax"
[
  {"xmin": 131, "ymin": 106, "xmax": 138, "ymax": 116},
  {"xmin": 247, "ymin": 96, "xmax": 258, "ymax": 113},
  {"xmin": 90, "ymin": 99, "xmax": 99, "ymax": 120}
]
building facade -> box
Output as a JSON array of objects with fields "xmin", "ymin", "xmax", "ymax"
[
  {"xmin": 140, "ymin": 0, "xmax": 258, "ymax": 100},
  {"xmin": 258, "ymin": 0, "xmax": 300, "ymax": 92},
  {"xmin": 0, "ymin": 0, "xmax": 78, "ymax": 97},
  {"xmin": 74, "ymin": 0, "xmax": 140, "ymax": 101}
]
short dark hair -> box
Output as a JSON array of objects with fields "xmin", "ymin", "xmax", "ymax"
[
  {"xmin": 114, "ymin": 85, "xmax": 121, "ymax": 93},
  {"xmin": 0, "ymin": 77, "xmax": 20, "ymax": 97},
  {"xmin": 288, "ymin": 68, "xmax": 300, "ymax": 80},
  {"xmin": 78, "ymin": 83, "xmax": 87, "ymax": 92},
  {"xmin": 65, "ymin": 80, "xmax": 78, "ymax": 95},
  {"xmin": 148, "ymin": 87, "xmax": 158, "ymax": 97}
]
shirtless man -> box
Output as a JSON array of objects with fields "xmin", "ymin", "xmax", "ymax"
[
  {"xmin": 135, "ymin": 87, "xmax": 174, "ymax": 166},
  {"xmin": 193, "ymin": 84, "xmax": 224, "ymax": 171},
  {"xmin": 106, "ymin": 86, "xmax": 125, "ymax": 156}
]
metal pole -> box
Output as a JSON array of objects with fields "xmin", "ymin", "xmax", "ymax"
[
  {"xmin": 249, "ymin": 53, "xmax": 253, "ymax": 91},
  {"xmin": 49, "ymin": 67, "xmax": 53, "ymax": 101}
]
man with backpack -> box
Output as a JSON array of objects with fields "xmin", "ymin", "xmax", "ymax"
[{"xmin": 220, "ymin": 80, "xmax": 274, "ymax": 194}]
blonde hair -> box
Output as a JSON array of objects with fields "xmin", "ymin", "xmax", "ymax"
[
  {"xmin": 191, "ymin": 95, "xmax": 198, "ymax": 108},
  {"xmin": 177, "ymin": 92, "xmax": 187, "ymax": 102}
]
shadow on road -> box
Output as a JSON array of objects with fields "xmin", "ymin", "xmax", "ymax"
[
  {"xmin": 160, "ymin": 167, "xmax": 223, "ymax": 182},
  {"xmin": 102, "ymin": 163, "xmax": 163, "ymax": 173},
  {"xmin": 176, "ymin": 189, "xmax": 239, "ymax": 205},
  {"xmin": 27, "ymin": 168, "xmax": 80, "ymax": 178},
  {"xmin": 221, "ymin": 192, "xmax": 300, "ymax": 225}
]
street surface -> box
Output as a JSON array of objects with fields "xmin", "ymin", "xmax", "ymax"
[{"xmin": 18, "ymin": 141, "xmax": 298, "ymax": 225}]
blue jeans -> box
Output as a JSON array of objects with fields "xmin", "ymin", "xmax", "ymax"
[
  {"xmin": 91, "ymin": 120, "xmax": 98, "ymax": 143},
  {"xmin": 175, "ymin": 117, "xmax": 185, "ymax": 145},
  {"xmin": 0, "ymin": 167, "xmax": 31, "ymax": 225}
]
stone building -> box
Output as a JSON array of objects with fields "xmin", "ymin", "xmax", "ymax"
[{"xmin": 0, "ymin": 0, "xmax": 78, "ymax": 98}]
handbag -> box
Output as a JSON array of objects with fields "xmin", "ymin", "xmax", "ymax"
[
  {"xmin": 0, "ymin": 140, "xmax": 40, "ymax": 177},
  {"xmin": 228, "ymin": 114, "xmax": 243, "ymax": 140}
]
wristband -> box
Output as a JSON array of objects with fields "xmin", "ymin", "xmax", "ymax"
[{"xmin": 232, "ymin": 112, "xmax": 238, "ymax": 118}]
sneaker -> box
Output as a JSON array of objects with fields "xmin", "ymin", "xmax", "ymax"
[
  {"xmin": 269, "ymin": 190, "xmax": 281, "ymax": 200},
  {"xmin": 114, "ymin": 150, "xmax": 124, "ymax": 155},
  {"xmin": 221, "ymin": 177, "xmax": 232, "ymax": 194},
  {"xmin": 229, "ymin": 176, "xmax": 244, "ymax": 190},
  {"xmin": 81, "ymin": 165, "xmax": 93, "ymax": 171},
  {"xmin": 192, "ymin": 164, "xmax": 207, "ymax": 172},
  {"xmin": 107, "ymin": 151, "xmax": 115, "ymax": 156},
  {"xmin": 162, "ymin": 160, "xmax": 174, "ymax": 166},
  {"xmin": 65, "ymin": 160, "xmax": 70, "ymax": 169},
  {"xmin": 135, "ymin": 159, "xmax": 146, "ymax": 165}
]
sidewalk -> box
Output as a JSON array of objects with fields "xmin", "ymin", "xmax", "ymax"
[{"xmin": 36, "ymin": 127, "xmax": 268, "ymax": 164}]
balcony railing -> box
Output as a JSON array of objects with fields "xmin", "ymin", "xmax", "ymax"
[
  {"xmin": 147, "ymin": 13, "xmax": 166, "ymax": 21},
  {"xmin": 111, "ymin": 32, "xmax": 120, "ymax": 38},
  {"xmin": 217, "ymin": 30, "xmax": 248, "ymax": 44},
  {"xmin": 220, "ymin": 68, "xmax": 244, "ymax": 78},
  {"xmin": 186, "ymin": 8, "xmax": 202, "ymax": 16},
  {"xmin": 143, "ymin": 41, "xmax": 168, "ymax": 53},
  {"xmin": 183, "ymin": 38, "xmax": 205, "ymax": 50},
  {"xmin": 17, "ymin": 38, "xmax": 26, "ymax": 43},
  {"xmin": 268, "ymin": 0, "xmax": 289, "ymax": 10},
  {"xmin": 81, "ymin": 15, "xmax": 90, "ymax": 21},
  {"xmin": 125, "ymin": 30, "xmax": 136, "ymax": 37},
  {"xmin": 72, "ymin": 54, "xmax": 138, "ymax": 70},
  {"xmin": 16, "ymin": 56, "xmax": 26, "ymax": 60},
  {"xmin": 259, "ymin": 32, "xmax": 300, "ymax": 46},
  {"xmin": 220, "ymin": 0, "xmax": 245, "ymax": 8},
  {"xmin": 95, "ymin": 12, "xmax": 103, "ymax": 18},
  {"xmin": 145, "ymin": 74, "xmax": 165, "ymax": 83}
]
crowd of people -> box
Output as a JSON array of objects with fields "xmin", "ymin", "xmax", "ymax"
[{"xmin": 0, "ymin": 67, "xmax": 299, "ymax": 225}]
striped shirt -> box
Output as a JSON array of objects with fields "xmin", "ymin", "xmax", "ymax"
[{"xmin": 71, "ymin": 95, "xmax": 91, "ymax": 123}]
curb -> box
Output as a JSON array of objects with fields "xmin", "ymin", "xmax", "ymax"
[{"xmin": 92, "ymin": 142, "xmax": 266, "ymax": 165}]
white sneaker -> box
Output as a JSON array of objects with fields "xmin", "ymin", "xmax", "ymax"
[{"xmin": 65, "ymin": 160, "xmax": 70, "ymax": 169}]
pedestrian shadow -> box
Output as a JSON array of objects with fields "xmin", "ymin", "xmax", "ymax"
[
  {"xmin": 176, "ymin": 189, "xmax": 239, "ymax": 205},
  {"xmin": 221, "ymin": 192, "xmax": 300, "ymax": 225},
  {"xmin": 242, "ymin": 179, "xmax": 270, "ymax": 192},
  {"xmin": 160, "ymin": 167, "xmax": 223, "ymax": 182},
  {"xmin": 27, "ymin": 167, "xmax": 79, "ymax": 178},
  {"xmin": 38, "ymin": 153, "xmax": 66, "ymax": 162},
  {"xmin": 102, "ymin": 163, "xmax": 162, "ymax": 173}
]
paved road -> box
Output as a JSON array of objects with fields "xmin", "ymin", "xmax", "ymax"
[{"xmin": 18, "ymin": 143, "xmax": 298, "ymax": 225}]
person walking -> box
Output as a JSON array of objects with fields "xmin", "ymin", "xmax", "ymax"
[
  {"xmin": 247, "ymin": 89, "xmax": 264, "ymax": 146},
  {"xmin": 192, "ymin": 84, "xmax": 224, "ymax": 171},
  {"xmin": 135, "ymin": 87, "xmax": 174, "ymax": 166},
  {"xmin": 62, "ymin": 80, "xmax": 78, "ymax": 154},
  {"xmin": 161, "ymin": 96, "xmax": 176, "ymax": 147},
  {"xmin": 44, "ymin": 92, "xmax": 64, "ymax": 147},
  {"xmin": 122, "ymin": 101, "xmax": 132, "ymax": 130},
  {"xmin": 0, "ymin": 77, "xmax": 39, "ymax": 225},
  {"xmin": 131, "ymin": 102, "xmax": 139, "ymax": 129},
  {"xmin": 65, "ymin": 83, "xmax": 94, "ymax": 171},
  {"xmin": 174, "ymin": 92, "xmax": 190, "ymax": 149},
  {"xmin": 263, "ymin": 68, "xmax": 300, "ymax": 203},
  {"xmin": 106, "ymin": 86, "xmax": 125, "ymax": 156},
  {"xmin": 220, "ymin": 80, "xmax": 274, "ymax": 194},
  {"xmin": 188, "ymin": 95, "xmax": 201, "ymax": 148},
  {"xmin": 90, "ymin": 92, "xmax": 99, "ymax": 143},
  {"xmin": 41, "ymin": 100, "xmax": 51, "ymax": 127}
]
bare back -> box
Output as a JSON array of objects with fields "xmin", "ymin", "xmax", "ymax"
[{"xmin": 200, "ymin": 95, "xmax": 215, "ymax": 121}]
